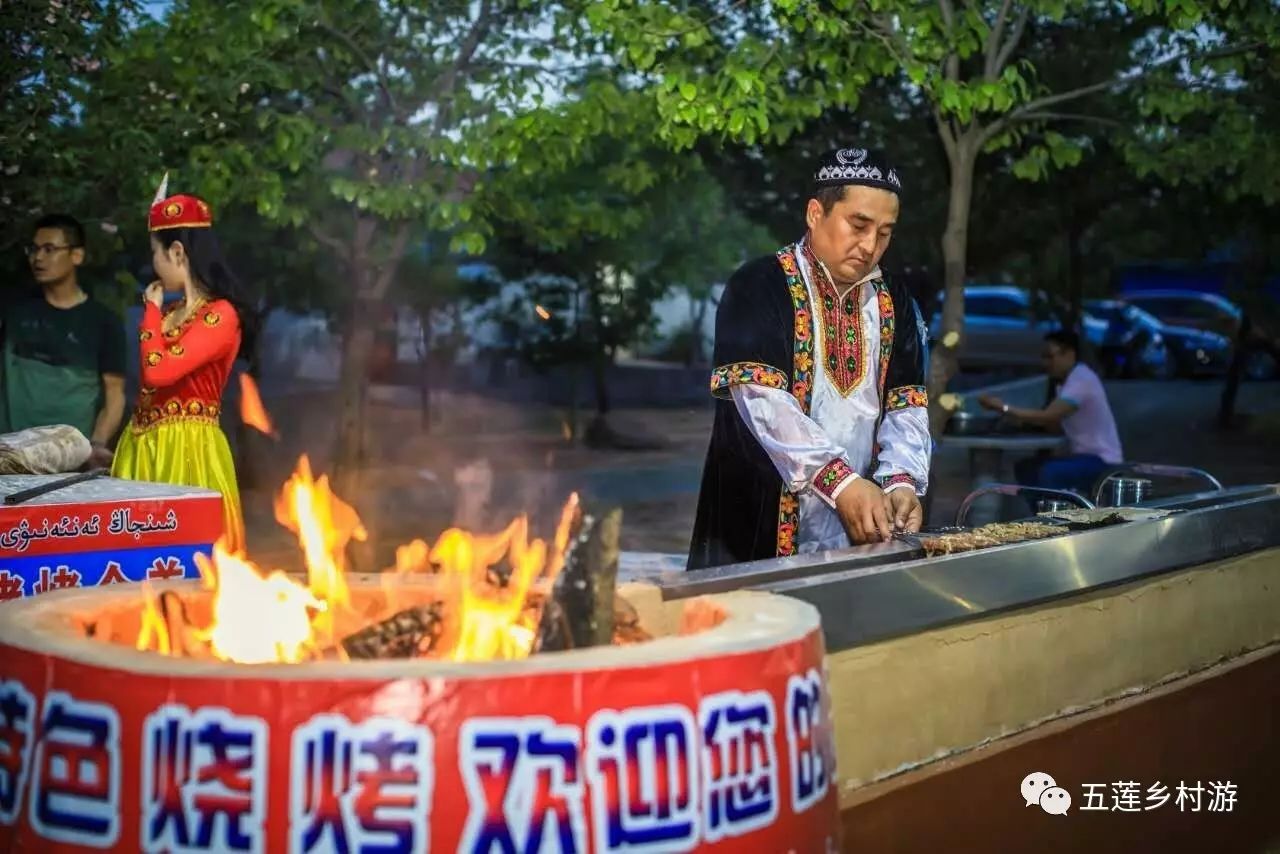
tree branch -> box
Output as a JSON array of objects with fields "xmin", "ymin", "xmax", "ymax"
[
  {"xmin": 983, "ymin": 0, "xmax": 1015, "ymax": 80},
  {"xmin": 992, "ymin": 6, "xmax": 1030, "ymax": 80},
  {"xmin": 444, "ymin": 168, "xmax": 480, "ymax": 203},
  {"xmin": 938, "ymin": 0, "xmax": 960, "ymax": 81},
  {"xmin": 934, "ymin": 104, "xmax": 958, "ymax": 162},
  {"xmin": 315, "ymin": 22, "xmax": 404, "ymax": 120},
  {"xmin": 476, "ymin": 58, "xmax": 604, "ymax": 73},
  {"xmin": 372, "ymin": 223, "xmax": 413, "ymax": 300},
  {"xmin": 630, "ymin": 0, "xmax": 748, "ymax": 39},
  {"xmin": 978, "ymin": 40, "xmax": 1265, "ymax": 148},
  {"xmin": 308, "ymin": 223, "xmax": 349, "ymax": 259},
  {"xmin": 1019, "ymin": 111, "xmax": 1123, "ymax": 127},
  {"xmin": 937, "ymin": 0, "xmax": 955, "ymax": 29},
  {"xmin": 431, "ymin": 0, "xmax": 495, "ymax": 131},
  {"xmin": 856, "ymin": 13, "xmax": 914, "ymax": 76}
]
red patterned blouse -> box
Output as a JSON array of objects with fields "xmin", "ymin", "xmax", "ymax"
[{"xmin": 132, "ymin": 298, "xmax": 241, "ymax": 431}]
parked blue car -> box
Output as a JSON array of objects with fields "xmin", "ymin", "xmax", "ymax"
[
  {"xmin": 1122, "ymin": 289, "xmax": 1277, "ymax": 380},
  {"xmin": 1083, "ymin": 299, "xmax": 1229, "ymax": 378}
]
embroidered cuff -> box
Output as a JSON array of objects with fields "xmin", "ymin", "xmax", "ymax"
[
  {"xmin": 877, "ymin": 472, "xmax": 918, "ymax": 494},
  {"xmin": 886, "ymin": 385, "xmax": 928, "ymax": 410},
  {"xmin": 812, "ymin": 457, "xmax": 857, "ymax": 508},
  {"xmin": 710, "ymin": 361, "xmax": 789, "ymax": 399}
]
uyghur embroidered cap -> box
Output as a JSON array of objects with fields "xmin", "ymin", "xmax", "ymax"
[
  {"xmin": 147, "ymin": 171, "xmax": 214, "ymax": 232},
  {"xmin": 813, "ymin": 147, "xmax": 902, "ymax": 195}
]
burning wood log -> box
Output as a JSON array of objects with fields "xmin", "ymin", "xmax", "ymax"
[
  {"xmin": 133, "ymin": 586, "xmax": 207, "ymax": 658},
  {"xmin": 532, "ymin": 506, "xmax": 622, "ymax": 653},
  {"xmin": 336, "ymin": 602, "xmax": 444, "ymax": 660},
  {"xmin": 613, "ymin": 594, "xmax": 652, "ymax": 645},
  {"xmin": 158, "ymin": 590, "xmax": 204, "ymax": 658}
]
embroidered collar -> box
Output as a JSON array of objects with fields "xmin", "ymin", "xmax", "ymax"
[{"xmin": 796, "ymin": 236, "xmax": 882, "ymax": 296}]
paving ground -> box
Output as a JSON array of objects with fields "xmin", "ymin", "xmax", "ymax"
[{"xmin": 236, "ymin": 379, "xmax": 1280, "ymax": 570}]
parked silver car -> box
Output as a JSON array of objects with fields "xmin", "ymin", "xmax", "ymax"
[{"xmin": 928, "ymin": 285, "xmax": 1109, "ymax": 371}]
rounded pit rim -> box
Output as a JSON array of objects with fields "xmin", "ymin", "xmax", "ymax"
[{"xmin": 0, "ymin": 578, "xmax": 821, "ymax": 680}]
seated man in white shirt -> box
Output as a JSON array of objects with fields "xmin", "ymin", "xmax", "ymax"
[{"xmin": 979, "ymin": 330, "xmax": 1124, "ymax": 496}]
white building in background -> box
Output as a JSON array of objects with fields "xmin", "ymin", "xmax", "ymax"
[
  {"xmin": 638, "ymin": 283, "xmax": 725, "ymax": 361},
  {"xmin": 244, "ymin": 262, "xmax": 728, "ymax": 387},
  {"xmin": 389, "ymin": 262, "xmax": 726, "ymax": 367}
]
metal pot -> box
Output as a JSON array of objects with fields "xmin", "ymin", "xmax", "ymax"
[
  {"xmin": 946, "ymin": 411, "xmax": 1001, "ymax": 436},
  {"xmin": 1101, "ymin": 477, "xmax": 1152, "ymax": 507}
]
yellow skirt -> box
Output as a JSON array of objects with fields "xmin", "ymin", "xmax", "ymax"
[{"xmin": 112, "ymin": 419, "xmax": 245, "ymax": 553}]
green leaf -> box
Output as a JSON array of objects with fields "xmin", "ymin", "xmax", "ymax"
[{"xmin": 679, "ymin": 81, "xmax": 697, "ymax": 101}]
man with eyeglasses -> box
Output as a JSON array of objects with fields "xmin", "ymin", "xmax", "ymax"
[{"xmin": 1, "ymin": 214, "xmax": 126, "ymax": 468}]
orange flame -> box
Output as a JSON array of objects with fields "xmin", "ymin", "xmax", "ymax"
[
  {"xmin": 194, "ymin": 545, "xmax": 324, "ymax": 664},
  {"xmin": 238, "ymin": 374, "xmax": 276, "ymax": 437},
  {"xmin": 535, "ymin": 304, "xmax": 551, "ymax": 321},
  {"xmin": 136, "ymin": 456, "xmax": 579, "ymax": 665},
  {"xmin": 272, "ymin": 455, "xmax": 366, "ymax": 648}
]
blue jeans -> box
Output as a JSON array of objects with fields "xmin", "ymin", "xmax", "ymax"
[{"xmin": 1015, "ymin": 453, "xmax": 1111, "ymax": 498}]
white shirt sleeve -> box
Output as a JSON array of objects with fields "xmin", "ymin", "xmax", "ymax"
[
  {"xmin": 730, "ymin": 384, "xmax": 859, "ymax": 507},
  {"xmin": 1056, "ymin": 366, "xmax": 1087, "ymax": 408},
  {"xmin": 873, "ymin": 407, "xmax": 932, "ymax": 495}
]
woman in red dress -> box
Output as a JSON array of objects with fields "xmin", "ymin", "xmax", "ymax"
[{"xmin": 111, "ymin": 178, "xmax": 256, "ymax": 552}]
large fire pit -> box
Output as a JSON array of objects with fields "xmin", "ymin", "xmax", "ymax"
[
  {"xmin": 0, "ymin": 581, "xmax": 835, "ymax": 853},
  {"xmin": 0, "ymin": 457, "xmax": 838, "ymax": 852}
]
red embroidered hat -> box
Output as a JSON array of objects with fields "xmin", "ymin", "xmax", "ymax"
[{"xmin": 147, "ymin": 172, "xmax": 213, "ymax": 232}]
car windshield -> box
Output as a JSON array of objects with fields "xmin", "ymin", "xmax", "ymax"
[
  {"xmin": 1129, "ymin": 294, "xmax": 1238, "ymax": 322},
  {"xmin": 1126, "ymin": 305, "xmax": 1162, "ymax": 327},
  {"xmin": 1085, "ymin": 304, "xmax": 1125, "ymax": 323}
]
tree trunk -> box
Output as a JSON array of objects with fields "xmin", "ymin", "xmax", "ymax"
[
  {"xmin": 685, "ymin": 295, "xmax": 698, "ymax": 367},
  {"xmin": 690, "ymin": 292, "xmax": 710, "ymax": 367},
  {"xmin": 417, "ymin": 309, "xmax": 432, "ymax": 432},
  {"xmin": 928, "ymin": 141, "xmax": 977, "ymax": 436},
  {"xmin": 592, "ymin": 350, "xmax": 611, "ymax": 417},
  {"xmin": 1218, "ymin": 314, "xmax": 1249, "ymax": 429},
  {"xmin": 332, "ymin": 293, "xmax": 378, "ymax": 498},
  {"xmin": 1065, "ymin": 201, "xmax": 1084, "ymax": 330},
  {"xmin": 585, "ymin": 273, "xmax": 611, "ymax": 419}
]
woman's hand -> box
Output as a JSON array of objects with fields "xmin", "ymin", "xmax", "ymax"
[{"xmin": 144, "ymin": 281, "xmax": 164, "ymax": 308}]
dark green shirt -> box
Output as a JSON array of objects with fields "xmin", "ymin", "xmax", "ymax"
[{"xmin": 0, "ymin": 294, "xmax": 126, "ymax": 439}]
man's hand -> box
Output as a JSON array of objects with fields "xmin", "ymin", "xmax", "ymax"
[
  {"xmin": 835, "ymin": 477, "xmax": 892, "ymax": 544},
  {"xmin": 977, "ymin": 394, "xmax": 1005, "ymax": 412},
  {"xmin": 883, "ymin": 488, "xmax": 923, "ymax": 533},
  {"xmin": 87, "ymin": 443, "xmax": 114, "ymax": 470}
]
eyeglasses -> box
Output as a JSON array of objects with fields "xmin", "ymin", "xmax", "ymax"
[{"xmin": 24, "ymin": 243, "xmax": 80, "ymax": 258}]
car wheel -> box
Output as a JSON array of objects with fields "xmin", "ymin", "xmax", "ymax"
[
  {"xmin": 1244, "ymin": 350, "xmax": 1278, "ymax": 381},
  {"xmin": 1140, "ymin": 341, "xmax": 1177, "ymax": 380}
]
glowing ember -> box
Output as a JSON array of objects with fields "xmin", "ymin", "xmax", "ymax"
[
  {"xmin": 135, "ymin": 456, "xmax": 581, "ymax": 665},
  {"xmin": 238, "ymin": 373, "xmax": 277, "ymax": 437}
]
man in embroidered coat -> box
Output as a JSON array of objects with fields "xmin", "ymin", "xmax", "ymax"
[{"xmin": 688, "ymin": 147, "xmax": 932, "ymax": 570}]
